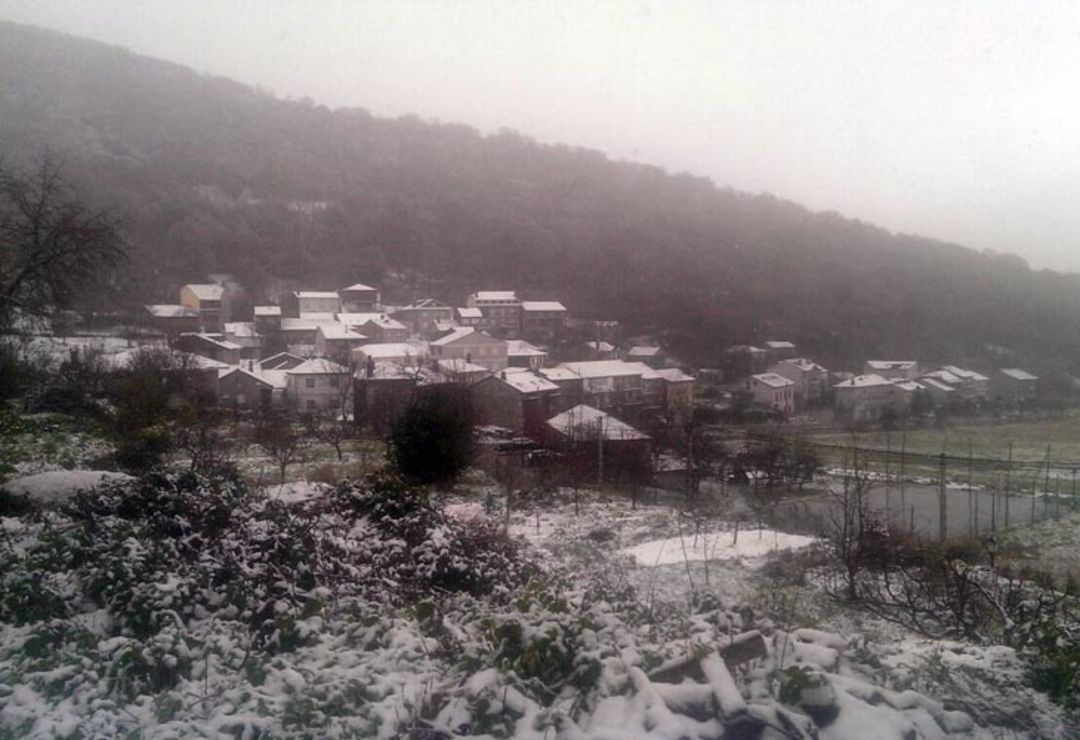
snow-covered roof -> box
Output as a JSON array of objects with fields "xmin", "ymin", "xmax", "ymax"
[
  {"xmin": 183, "ymin": 283, "xmax": 224, "ymax": 301},
  {"xmin": 751, "ymin": 373, "xmax": 796, "ymax": 389},
  {"xmin": 260, "ymin": 352, "xmax": 305, "ymax": 370},
  {"xmin": 505, "ymin": 339, "xmax": 547, "ymax": 357},
  {"xmin": 778, "ymin": 357, "xmax": 827, "ymax": 373},
  {"xmin": 102, "ymin": 349, "xmax": 230, "ymax": 371},
  {"xmin": 179, "ymin": 333, "xmax": 242, "ymax": 351},
  {"xmin": 921, "ymin": 369, "xmax": 963, "ymax": 385},
  {"xmin": 456, "ymin": 307, "xmax": 483, "ymax": 319},
  {"xmin": 653, "ymin": 368, "xmax": 694, "ymax": 383},
  {"xmin": 473, "ymin": 291, "xmax": 518, "ymax": 302},
  {"xmin": 339, "ymin": 282, "xmax": 377, "ymax": 292},
  {"xmin": 337, "ymin": 312, "xmax": 384, "ymax": 325},
  {"xmin": 546, "ymin": 405, "xmax": 649, "ymax": 441},
  {"xmin": 940, "ymin": 365, "xmax": 990, "ymax": 383},
  {"xmin": 357, "ymin": 342, "xmax": 428, "ymax": 359},
  {"xmin": 558, "ymin": 360, "xmax": 649, "ymax": 379},
  {"xmin": 360, "ymin": 315, "xmax": 408, "ymax": 331},
  {"xmin": 437, "ymin": 359, "xmax": 491, "ymax": 375},
  {"xmin": 221, "ymin": 366, "xmax": 288, "ymax": 389},
  {"xmin": 432, "ymin": 327, "xmax": 479, "ymax": 346},
  {"xmin": 400, "ymin": 298, "xmax": 449, "ymax": 310},
  {"xmin": 299, "ymin": 312, "xmax": 337, "ymax": 321},
  {"xmin": 538, "ymin": 366, "xmax": 581, "ymax": 382},
  {"xmin": 866, "ymin": 360, "xmax": 917, "ymax": 371},
  {"xmin": 765, "ymin": 341, "xmax": 796, "ymax": 350},
  {"xmin": 145, "ymin": 304, "xmax": 199, "ymax": 318},
  {"xmin": 223, "ymin": 322, "xmax": 258, "ymax": 338},
  {"xmin": 317, "ymin": 324, "xmax": 366, "ymax": 341},
  {"xmin": 295, "ymin": 291, "xmax": 340, "ymax": 299},
  {"xmin": 495, "ymin": 370, "xmax": 559, "ymax": 393},
  {"xmin": 893, "ymin": 380, "xmax": 924, "ymax": 392},
  {"xmin": 834, "ymin": 373, "xmax": 896, "ymax": 389},
  {"xmin": 287, "ymin": 358, "xmax": 348, "ymax": 375},
  {"xmin": 920, "ymin": 377, "xmax": 956, "ymax": 393},
  {"xmin": 627, "ymin": 345, "xmax": 662, "ymax": 357},
  {"xmin": 521, "ymin": 300, "xmax": 567, "ymax": 312},
  {"xmin": 584, "ymin": 340, "xmax": 616, "ymax": 352},
  {"xmin": 1000, "ymin": 368, "xmax": 1038, "ymax": 381},
  {"xmin": 253, "ymin": 305, "xmax": 282, "ymax": 317},
  {"xmin": 281, "ymin": 318, "xmax": 336, "ymax": 331}
]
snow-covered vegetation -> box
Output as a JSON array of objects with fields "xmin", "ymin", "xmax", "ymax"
[{"xmin": 2, "ymin": 468, "xmax": 1077, "ymax": 738}]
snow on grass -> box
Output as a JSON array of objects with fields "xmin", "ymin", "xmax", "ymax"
[
  {"xmin": 622, "ymin": 529, "xmax": 816, "ymax": 567},
  {"xmin": 1, "ymin": 470, "xmax": 133, "ymax": 504}
]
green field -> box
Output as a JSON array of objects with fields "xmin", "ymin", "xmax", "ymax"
[{"xmin": 809, "ymin": 414, "xmax": 1080, "ymax": 465}]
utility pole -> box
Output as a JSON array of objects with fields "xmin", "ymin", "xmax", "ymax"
[
  {"xmin": 597, "ymin": 416, "xmax": 604, "ymax": 484},
  {"xmin": 899, "ymin": 431, "xmax": 907, "ymax": 530},
  {"xmin": 939, "ymin": 453, "xmax": 948, "ymax": 542},
  {"xmin": 885, "ymin": 433, "xmax": 892, "ymax": 525},
  {"xmin": 968, "ymin": 441, "xmax": 976, "ymax": 535}
]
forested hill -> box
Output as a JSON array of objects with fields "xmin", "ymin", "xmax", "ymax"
[{"xmin": 1, "ymin": 20, "xmax": 1077, "ymax": 372}]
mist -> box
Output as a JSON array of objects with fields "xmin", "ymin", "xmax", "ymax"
[{"xmin": 1, "ymin": 0, "xmax": 1077, "ymax": 272}]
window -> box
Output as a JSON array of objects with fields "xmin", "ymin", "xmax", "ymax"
[
  {"xmin": 329, "ymin": 376, "xmax": 340, "ymax": 388},
  {"xmin": 305, "ymin": 378, "xmax": 315, "ymax": 388}
]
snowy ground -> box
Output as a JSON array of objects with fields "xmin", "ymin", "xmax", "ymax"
[
  {"xmin": 1, "ymin": 470, "xmax": 133, "ymax": 504},
  {"xmin": 453, "ymin": 480, "xmax": 1075, "ymax": 738},
  {"xmin": 0, "ymin": 456, "xmax": 1075, "ymax": 737}
]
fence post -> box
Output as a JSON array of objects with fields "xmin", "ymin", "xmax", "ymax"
[{"xmin": 1005, "ymin": 442, "xmax": 1012, "ymax": 528}]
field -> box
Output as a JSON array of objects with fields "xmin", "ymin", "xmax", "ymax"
[{"xmin": 808, "ymin": 413, "xmax": 1080, "ymax": 465}]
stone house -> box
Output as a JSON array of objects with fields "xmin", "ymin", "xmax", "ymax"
[{"xmin": 471, "ymin": 368, "xmax": 561, "ymax": 439}]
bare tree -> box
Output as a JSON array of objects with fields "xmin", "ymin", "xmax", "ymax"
[
  {"xmin": 0, "ymin": 156, "xmax": 127, "ymax": 330},
  {"xmin": 255, "ymin": 410, "xmax": 309, "ymax": 484}
]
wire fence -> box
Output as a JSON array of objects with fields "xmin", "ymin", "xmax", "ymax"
[{"xmin": 745, "ymin": 431, "xmax": 1078, "ymax": 540}]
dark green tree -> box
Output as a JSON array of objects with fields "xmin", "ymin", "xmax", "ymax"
[{"xmin": 389, "ymin": 385, "xmax": 474, "ymax": 486}]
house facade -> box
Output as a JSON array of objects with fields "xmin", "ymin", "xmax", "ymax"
[
  {"xmin": 430, "ymin": 328, "xmax": 508, "ymax": 371},
  {"xmin": 179, "ymin": 283, "xmax": 225, "ymax": 332},
  {"xmin": 466, "ymin": 291, "xmax": 522, "ymax": 338},
  {"xmin": 145, "ymin": 305, "xmax": 201, "ymax": 336},
  {"xmin": 834, "ymin": 374, "xmax": 904, "ymax": 422},
  {"xmin": 768, "ymin": 357, "xmax": 829, "ymax": 408},
  {"xmin": 219, "ymin": 366, "xmax": 287, "ymax": 409},
  {"xmin": 338, "ymin": 283, "xmax": 380, "ymax": 313},
  {"xmin": 315, "ymin": 325, "xmax": 366, "ymax": 365},
  {"xmin": 393, "ymin": 299, "xmax": 454, "ymax": 336},
  {"xmin": 864, "ymin": 360, "xmax": 920, "ymax": 381},
  {"xmin": 472, "ymin": 369, "xmax": 562, "ymax": 438},
  {"xmin": 173, "ymin": 333, "xmax": 241, "ymax": 366},
  {"xmin": 747, "ymin": 373, "xmax": 796, "ymax": 416},
  {"xmin": 506, "ymin": 339, "xmax": 548, "ymax": 370},
  {"xmin": 519, "ymin": 301, "xmax": 567, "ymax": 344},
  {"xmin": 286, "ymin": 359, "xmax": 350, "ymax": 415},
  {"xmin": 994, "ymin": 368, "xmax": 1038, "ymax": 404}
]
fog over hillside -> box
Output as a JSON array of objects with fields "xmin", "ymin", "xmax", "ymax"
[{"xmin": 1, "ymin": 20, "xmax": 1078, "ymax": 373}]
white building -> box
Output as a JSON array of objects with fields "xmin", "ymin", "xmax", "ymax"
[
  {"xmin": 747, "ymin": 373, "xmax": 796, "ymax": 416},
  {"xmin": 286, "ymin": 358, "xmax": 350, "ymax": 415}
]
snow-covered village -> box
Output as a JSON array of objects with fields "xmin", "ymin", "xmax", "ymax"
[{"xmin": 3, "ymin": 6, "xmax": 1080, "ymax": 740}]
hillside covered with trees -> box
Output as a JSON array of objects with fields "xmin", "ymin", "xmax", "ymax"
[{"xmin": 1, "ymin": 21, "xmax": 1076, "ymax": 373}]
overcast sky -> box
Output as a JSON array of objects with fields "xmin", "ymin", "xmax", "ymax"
[{"xmin": 2, "ymin": 1, "xmax": 1078, "ymax": 272}]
